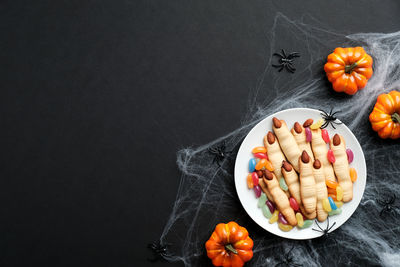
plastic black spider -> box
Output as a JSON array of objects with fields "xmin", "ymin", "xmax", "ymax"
[
  {"xmin": 312, "ymin": 217, "xmax": 336, "ymax": 237},
  {"xmin": 377, "ymin": 194, "xmax": 398, "ymax": 217},
  {"xmin": 275, "ymin": 245, "xmax": 302, "ymax": 267},
  {"xmin": 320, "ymin": 108, "xmax": 343, "ymax": 129},
  {"xmin": 147, "ymin": 240, "xmax": 171, "ymax": 262},
  {"xmin": 208, "ymin": 141, "xmax": 232, "ymax": 167},
  {"xmin": 272, "ymin": 49, "xmax": 300, "ymax": 73}
]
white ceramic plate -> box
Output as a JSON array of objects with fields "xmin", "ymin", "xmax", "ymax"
[{"xmin": 234, "ymin": 108, "xmax": 366, "ymax": 239}]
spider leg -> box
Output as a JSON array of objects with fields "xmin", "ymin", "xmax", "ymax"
[
  {"xmin": 278, "ymin": 65, "xmax": 284, "ymax": 72},
  {"xmin": 376, "ymin": 198, "xmax": 385, "ymax": 205},
  {"xmin": 273, "ymin": 53, "xmax": 284, "ymax": 59},
  {"xmin": 380, "ymin": 207, "xmax": 386, "ymax": 217},
  {"xmin": 391, "ymin": 194, "xmax": 397, "ymax": 204},
  {"xmin": 320, "ymin": 121, "xmax": 328, "ymax": 129},
  {"xmin": 326, "ymin": 217, "xmax": 330, "ymax": 230},
  {"xmin": 281, "ymin": 49, "xmax": 287, "ymax": 58},
  {"xmin": 286, "ymin": 64, "xmax": 296, "ymax": 73},
  {"xmin": 331, "ymin": 123, "xmax": 336, "ymax": 130},
  {"xmin": 272, "ymin": 64, "xmax": 283, "ymax": 68},
  {"xmin": 327, "ymin": 221, "xmax": 336, "ymax": 232},
  {"xmin": 314, "ymin": 220, "xmax": 324, "ymax": 232},
  {"xmin": 312, "ymin": 228, "xmax": 323, "ymax": 233},
  {"xmin": 288, "ymin": 52, "xmax": 300, "ymax": 59}
]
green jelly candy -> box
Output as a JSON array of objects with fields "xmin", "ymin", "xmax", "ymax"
[
  {"xmin": 258, "ymin": 193, "xmax": 267, "ymax": 208},
  {"xmin": 299, "ymin": 220, "xmax": 313, "ymax": 229},
  {"xmin": 329, "ymin": 207, "xmax": 342, "ymax": 216},
  {"xmin": 261, "ymin": 205, "xmax": 272, "ymax": 219},
  {"xmin": 279, "ymin": 177, "xmax": 288, "ymax": 191}
]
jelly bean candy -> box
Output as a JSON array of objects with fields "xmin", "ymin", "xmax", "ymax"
[
  {"xmin": 279, "ymin": 178, "xmax": 288, "ymax": 191},
  {"xmin": 326, "ymin": 179, "xmax": 338, "ymax": 189},
  {"xmin": 252, "ymin": 146, "xmax": 267, "ymax": 154},
  {"xmin": 249, "ymin": 158, "xmax": 256, "ymax": 172},
  {"xmin": 258, "ymin": 193, "xmax": 267, "ymax": 208},
  {"xmin": 296, "ymin": 212, "xmax": 304, "ymax": 227},
  {"xmin": 327, "ymin": 149, "xmax": 335, "ymax": 164},
  {"xmin": 346, "ymin": 148, "xmax": 354, "ymax": 164},
  {"xmin": 261, "ymin": 205, "xmax": 272, "ymax": 219},
  {"xmin": 254, "ymin": 185, "xmax": 261, "ymax": 198},
  {"xmin": 246, "ymin": 174, "xmax": 254, "ymax": 189},
  {"xmin": 328, "ymin": 196, "xmax": 337, "ymax": 210},
  {"xmin": 323, "ymin": 198, "xmax": 332, "ymax": 212},
  {"xmin": 264, "ymin": 160, "xmax": 274, "ymax": 172},
  {"xmin": 254, "ymin": 152, "xmax": 268, "ymax": 160},
  {"xmin": 328, "ymin": 207, "xmax": 342, "ymax": 216},
  {"xmin": 310, "ymin": 118, "xmax": 324, "ymax": 129},
  {"xmin": 327, "ymin": 187, "xmax": 336, "ymax": 194},
  {"xmin": 305, "ymin": 127, "xmax": 312, "ymax": 142},
  {"xmin": 266, "ymin": 200, "xmax": 275, "ymax": 213},
  {"xmin": 252, "ymin": 172, "xmax": 259, "ymax": 186},
  {"xmin": 278, "ymin": 222, "xmax": 293, "ymax": 232},
  {"xmin": 255, "ymin": 159, "xmax": 267, "ymax": 171},
  {"xmin": 321, "ymin": 128, "xmax": 330, "ymax": 143},
  {"xmin": 328, "ymin": 193, "xmax": 338, "ymax": 201},
  {"xmin": 278, "ymin": 212, "xmax": 288, "ymax": 225},
  {"xmin": 336, "ymin": 186, "xmax": 343, "ymax": 201},
  {"xmin": 269, "ymin": 210, "xmax": 279, "ymax": 224},
  {"xmin": 350, "ymin": 168, "xmax": 357, "ymax": 182},
  {"xmin": 290, "ymin": 197, "xmax": 300, "ymax": 212},
  {"xmin": 334, "ymin": 201, "xmax": 343, "ymax": 208},
  {"xmin": 301, "ymin": 220, "xmax": 313, "ymax": 228}
]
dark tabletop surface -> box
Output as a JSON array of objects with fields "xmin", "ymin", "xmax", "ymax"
[{"xmin": 1, "ymin": 1, "xmax": 400, "ymax": 266}]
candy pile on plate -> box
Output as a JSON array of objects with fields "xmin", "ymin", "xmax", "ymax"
[{"xmin": 246, "ymin": 118, "xmax": 357, "ymax": 232}]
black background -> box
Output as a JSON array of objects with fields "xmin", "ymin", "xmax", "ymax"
[{"xmin": 1, "ymin": 1, "xmax": 400, "ymax": 266}]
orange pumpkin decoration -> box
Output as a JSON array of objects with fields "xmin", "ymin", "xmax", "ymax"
[
  {"xmin": 369, "ymin": 90, "xmax": 400, "ymax": 139},
  {"xmin": 205, "ymin": 222, "xmax": 253, "ymax": 267},
  {"xmin": 324, "ymin": 47, "xmax": 373, "ymax": 95}
]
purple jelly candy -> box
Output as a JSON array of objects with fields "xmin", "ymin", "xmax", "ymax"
[
  {"xmin": 266, "ymin": 200, "xmax": 275, "ymax": 213},
  {"xmin": 253, "ymin": 185, "xmax": 261, "ymax": 198},
  {"xmin": 305, "ymin": 127, "xmax": 312, "ymax": 142},
  {"xmin": 278, "ymin": 212, "xmax": 288, "ymax": 225},
  {"xmin": 346, "ymin": 148, "xmax": 354, "ymax": 164}
]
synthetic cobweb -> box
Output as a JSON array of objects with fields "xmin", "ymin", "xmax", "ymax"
[{"xmin": 158, "ymin": 13, "xmax": 400, "ymax": 267}]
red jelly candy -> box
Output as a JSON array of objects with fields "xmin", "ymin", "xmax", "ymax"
[
  {"xmin": 289, "ymin": 197, "xmax": 299, "ymax": 211},
  {"xmin": 321, "ymin": 129, "xmax": 330, "ymax": 143},
  {"xmin": 251, "ymin": 172, "xmax": 259, "ymax": 186},
  {"xmin": 327, "ymin": 149, "xmax": 335, "ymax": 164},
  {"xmin": 254, "ymin": 152, "xmax": 269, "ymax": 160}
]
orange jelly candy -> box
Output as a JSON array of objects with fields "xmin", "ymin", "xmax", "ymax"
[
  {"xmin": 264, "ymin": 160, "xmax": 275, "ymax": 172},
  {"xmin": 328, "ymin": 193, "xmax": 338, "ymax": 201},
  {"xmin": 252, "ymin": 146, "xmax": 267, "ymax": 154},
  {"xmin": 255, "ymin": 159, "xmax": 267, "ymax": 170},
  {"xmin": 326, "ymin": 179, "xmax": 338, "ymax": 189},
  {"xmin": 327, "ymin": 187, "xmax": 336, "ymax": 194},
  {"xmin": 350, "ymin": 168, "xmax": 357, "ymax": 182},
  {"xmin": 247, "ymin": 174, "xmax": 254, "ymax": 189}
]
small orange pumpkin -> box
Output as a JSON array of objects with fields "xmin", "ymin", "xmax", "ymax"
[
  {"xmin": 324, "ymin": 47, "xmax": 373, "ymax": 95},
  {"xmin": 205, "ymin": 222, "xmax": 253, "ymax": 267},
  {"xmin": 369, "ymin": 90, "xmax": 400, "ymax": 139}
]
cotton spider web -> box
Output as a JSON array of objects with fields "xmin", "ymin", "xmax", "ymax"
[{"xmin": 157, "ymin": 13, "xmax": 400, "ymax": 267}]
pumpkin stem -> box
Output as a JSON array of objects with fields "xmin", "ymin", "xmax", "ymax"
[
  {"xmin": 345, "ymin": 62, "xmax": 358, "ymax": 74},
  {"xmin": 392, "ymin": 112, "xmax": 400, "ymax": 123},
  {"xmin": 225, "ymin": 244, "xmax": 238, "ymax": 254}
]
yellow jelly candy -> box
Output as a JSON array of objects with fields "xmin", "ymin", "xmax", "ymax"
[
  {"xmin": 296, "ymin": 212, "xmax": 304, "ymax": 228},
  {"xmin": 336, "ymin": 186, "xmax": 343, "ymax": 201},
  {"xmin": 252, "ymin": 146, "xmax": 267, "ymax": 154},
  {"xmin": 278, "ymin": 222, "xmax": 293, "ymax": 232},
  {"xmin": 334, "ymin": 201, "xmax": 343, "ymax": 208},
  {"xmin": 310, "ymin": 118, "xmax": 324, "ymax": 129},
  {"xmin": 269, "ymin": 210, "xmax": 279, "ymax": 224},
  {"xmin": 322, "ymin": 198, "xmax": 332, "ymax": 212},
  {"xmin": 350, "ymin": 168, "xmax": 357, "ymax": 182}
]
